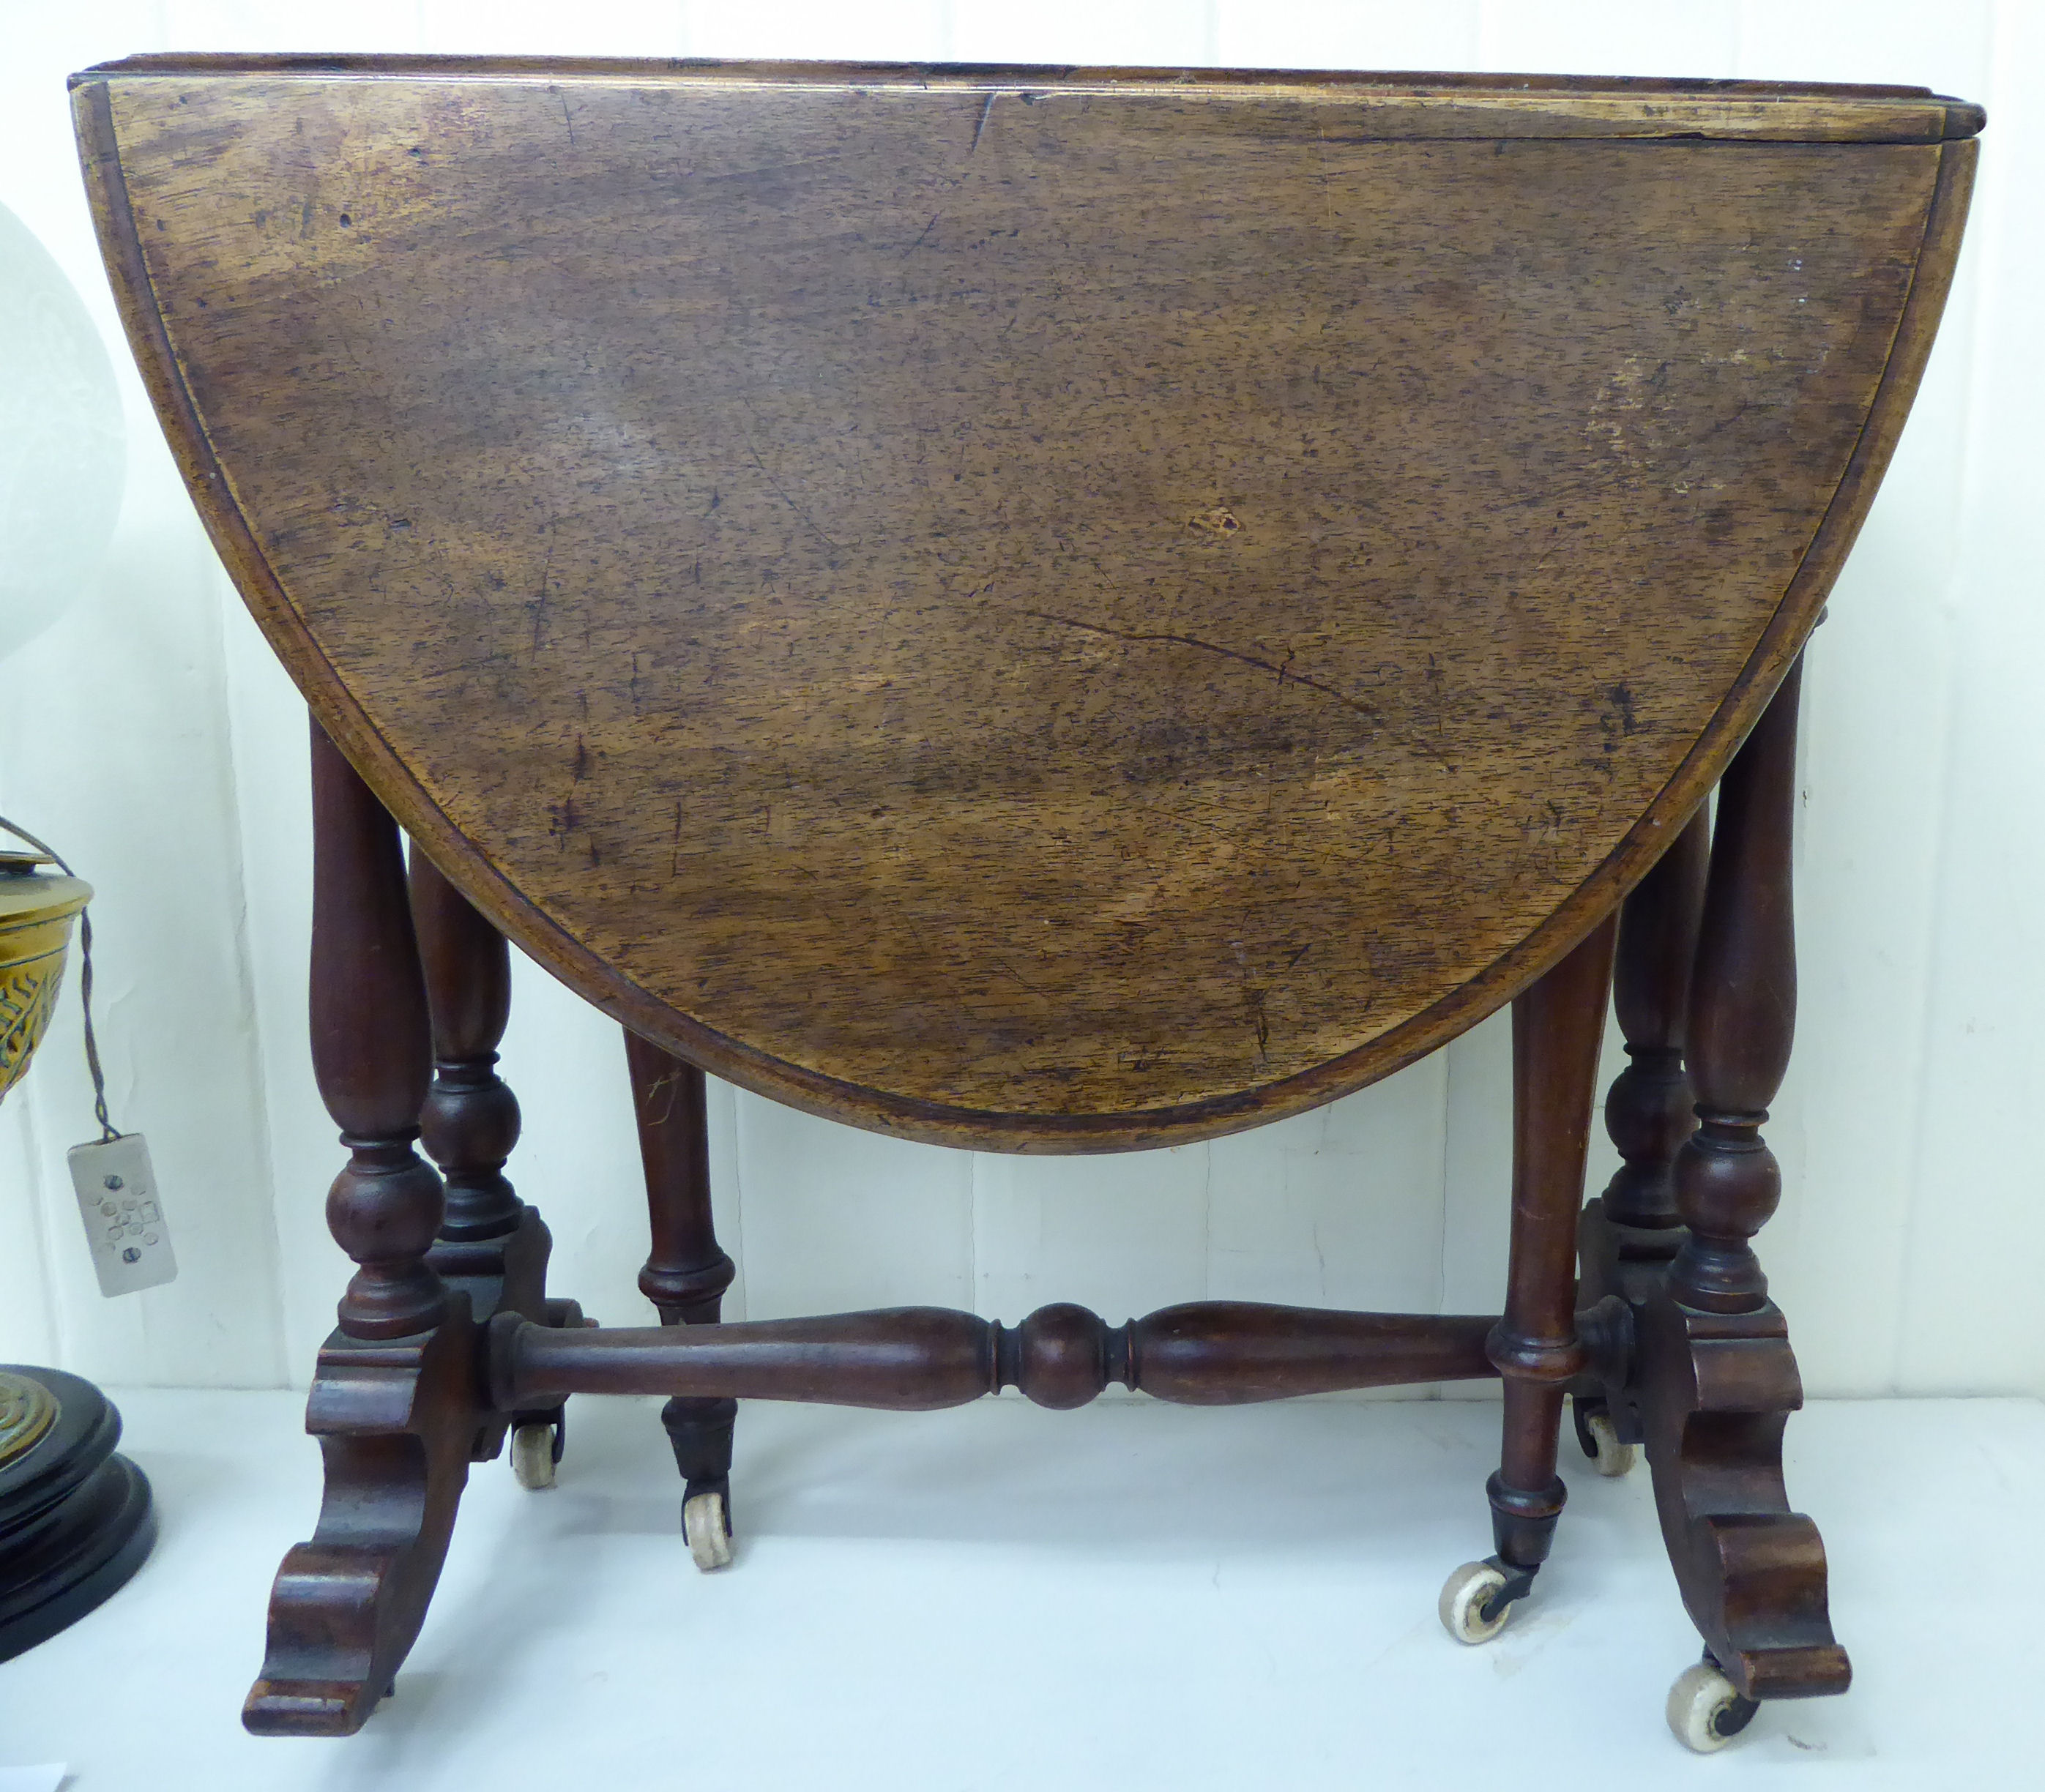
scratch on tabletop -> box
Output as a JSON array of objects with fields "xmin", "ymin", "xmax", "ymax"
[{"xmin": 1016, "ymin": 608, "xmax": 1382, "ymax": 727}]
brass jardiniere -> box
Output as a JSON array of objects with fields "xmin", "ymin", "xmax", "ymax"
[
  {"xmin": 0, "ymin": 851, "xmax": 90, "ymax": 1105},
  {"xmin": 0, "ymin": 853, "xmax": 92, "ymax": 1470}
]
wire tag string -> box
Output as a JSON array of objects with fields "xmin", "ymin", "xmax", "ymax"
[{"xmin": 0, "ymin": 813, "xmax": 119, "ymax": 1143}]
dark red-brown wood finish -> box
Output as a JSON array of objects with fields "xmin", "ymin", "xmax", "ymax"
[
  {"xmin": 1486, "ymin": 916, "xmax": 1616, "ymax": 1572},
  {"xmin": 68, "ymin": 53, "xmax": 1981, "ymax": 1752},
  {"xmin": 627, "ymin": 1031, "xmax": 741, "ymax": 1545},
  {"xmin": 1576, "ymin": 662, "xmax": 1847, "ymax": 1722},
  {"xmin": 308, "ymin": 719, "xmax": 446, "ymax": 1345}
]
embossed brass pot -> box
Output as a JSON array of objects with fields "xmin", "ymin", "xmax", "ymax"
[
  {"xmin": 0, "ymin": 851, "xmax": 75, "ymax": 1472},
  {"xmin": 0, "ymin": 851, "xmax": 90, "ymax": 1105}
]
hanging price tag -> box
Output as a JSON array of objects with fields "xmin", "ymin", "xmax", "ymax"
[
  {"xmin": 67, "ymin": 1133, "xmax": 176, "ymax": 1296},
  {"xmin": 2, "ymin": 813, "xmax": 176, "ymax": 1300}
]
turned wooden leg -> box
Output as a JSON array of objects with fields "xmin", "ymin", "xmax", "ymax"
[
  {"xmin": 626, "ymin": 1028, "xmax": 739, "ymax": 1567},
  {"xmin": 1645, "ymin": 657, "xmax": 1847, "ymax": 1709},
  {"xmin": 1668, "ymin": 665, "xmax": 1801, "ymax": 1318},
  {"xmin": 1580, "ymin": 660, "xmax": 1847, "ymax": 1738},
  {"xmin": 1486, "ymin": 916, "xmax": 1617, "ymax": 1572},
  {"xmin": 1573, "ymin": 808, "xmax": 1711, "ymax": 1463},
  {"xmin": 311, "ymin": 742, "xmax": 446, "ymax": 1345},
  {"xmin": 244, "ymin": 722, "xmax": 488, "ymax": 1737},
  {"xmin": 411, "ymin": 851, "xmax": 524, "ymax": 1252},
  {"xmin": 1602, "ymin": 807, "xmax": 1711, "ymax": 1236},
  {"xmin": 411, "ymin": 851, "xmax": 570, "ymax": 1473}
]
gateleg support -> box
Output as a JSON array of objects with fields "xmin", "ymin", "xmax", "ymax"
[
  {"xmin": 625, "ymin": 1028, "xmax": 740, "ymax": 1567},
  {"xmin": 247, "ymin": 722, "xmax": 585, "ymax": 1736},
  {"xmin": 1579, "ymin": 660, "xmax": 1848, "ymax": 1745}
]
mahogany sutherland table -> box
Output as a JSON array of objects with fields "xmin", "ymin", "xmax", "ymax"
[{"xmin": 73, "ymin": 56, "xmax": 1981, "ymax": 1752}]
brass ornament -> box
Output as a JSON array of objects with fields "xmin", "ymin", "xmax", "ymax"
[
  {"xmin": 0, "ymin": 1369, "xmax": 59, "ymax": 1469},
  {"xmin": 0, "ymin": 854, "xmax": 90, "ymax": 1105}
]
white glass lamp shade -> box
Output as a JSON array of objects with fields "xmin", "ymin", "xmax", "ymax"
[{"xmin": 0, "ymin": 201, "xmax": 127, "ymax": 662}]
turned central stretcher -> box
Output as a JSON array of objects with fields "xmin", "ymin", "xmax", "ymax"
[{"xmin": 73, "ymin": 53, "xmax": 1981, "ymax": 1750}]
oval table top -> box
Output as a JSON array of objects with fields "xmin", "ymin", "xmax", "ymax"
[{"xmin": 74, "ymin": 58, "xmax": 1981, "ymax": 1149}]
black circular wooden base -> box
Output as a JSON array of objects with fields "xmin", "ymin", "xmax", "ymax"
[{"xmin": 0, "ymin": 1365, "xmax": 156, "ymax": 1662}]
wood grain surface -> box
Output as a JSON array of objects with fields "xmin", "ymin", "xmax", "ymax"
[{"xmin": 74, "ymin": 61, "xmax": 1979, "ymax": 1148}]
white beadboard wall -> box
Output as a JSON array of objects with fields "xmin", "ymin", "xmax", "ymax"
[{"xmin": 1, "ymin": 1, "xmax": 2039, "ymax": 1398}]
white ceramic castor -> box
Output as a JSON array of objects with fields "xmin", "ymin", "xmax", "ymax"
[
  {"xmin": 1437, "ymin": 1560, "xmax": 1517, "ymax": 1645},
  {"xmin": 683, "ymin": 1487, "xmax": 734, "ymax": 1572},
  {"xmin": 1666, "ymin": 1661, "xmax": 1760, "ymax": 1752},
  {"xmin": 510, "ymin": 1421, "xmax": 557, "ymax": 1490},
  {"xmin": 1585, "ymin": 1410, "xmax": 1639, "ymax": 1478}
]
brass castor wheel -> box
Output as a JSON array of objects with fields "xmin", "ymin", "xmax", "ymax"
[
  {"xmin": 1667, "ymin": 1660, "xmax": 1761, "ymax": 1752},
  {"xmin": 1437, "ymin": 1558, "xmax": 1531, "ymax": 1645},
  {"xmin": 683, "ymin": 1484, "xmax": 733, "ymax": 1571},
  {"xmin": 510, "ymin": 1413, "xmax": 563, "ymax": 1490},
  {"xmin": 1573, "ymin": 1395, "xmax": 1638, "ymax": 1478},
  {"xmin": 1584, "ymin": 1411, "xmax": 1636, "ymax": 1478}
]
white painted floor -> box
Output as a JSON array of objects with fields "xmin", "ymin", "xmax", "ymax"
[{"xmin": 2, "ymin": 1389, "xmax": 2037, "ymax": 1789}]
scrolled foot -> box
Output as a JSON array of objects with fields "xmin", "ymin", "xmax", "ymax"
[
  {"xmin": 1579, "ymin": 1201, "xmax": 1850, "ymax": 1712},
  {"xmin": 1667, "ymin": 1659, "xmax": 1760, "ymax": 1752},
  {"xmin": 683, "ymin": 1482, "xmax": 733, "ymax": 1572},
  {"xmin": 243, "ymin": 1317, "xmax": 480, "ymax": 1737},
  {"xmin": 1437, "ymin": 1558, "xmax": 1531, "ymax": 1646},
  {"xmin": 1631, "ymin": 1291, "xmax": 1851, "ymax": 1703}
]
